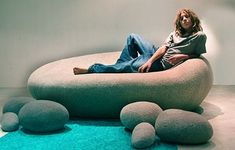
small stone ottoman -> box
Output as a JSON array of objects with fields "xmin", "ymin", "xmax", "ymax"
[
  {"xmin": 120, "ymin": 101, "xmax": 162, "ymax": 130},
  {"xmin": 131, "ymin": 122, "xmax": 156, "ymax": 149},
  {"xmin": 1, "ymin": 112, "xmax": 19, "ymax": 132},
  {"xmin": 27, "ymin": 51, "xmax": 213, "ymax": 118},
  {"xmin": 18, "ymin": 100, "xmax": 69, "ymax": 133},
  {"xmin": 155, "ymin": 109, "xmax": 213, "ymax": 144},
  {"xmin": 2, "ymin": 97, "xmax": 35, "ymax": 114}
]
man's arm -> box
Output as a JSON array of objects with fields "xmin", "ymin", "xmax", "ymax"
[
  {"xmin": 138, "ymin": 45, "xmax": 168, "ymax": 73},
  {"xmin": 167, "ymin": 54, "xmax": 200, "ymax": 65}
]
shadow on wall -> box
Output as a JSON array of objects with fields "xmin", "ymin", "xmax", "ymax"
[
  {"xmin": 201, "ymin": 20, "xmax": 220, "ymax": 84},
  {"xmin": 202, "ymin": 1, "xmax": 235, "ymax": 85}
]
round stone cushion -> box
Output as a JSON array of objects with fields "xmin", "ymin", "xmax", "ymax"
[
  {"xmin": 1, "ymin": 112, "xmax": 19, "ymax": 132},
  {"xmin": 155, "ymin": 109, "xmax": 213, "ymax": 144},
  {"xmin": 131, "ymin": 122, "xmax": 156, "ymax": 149},
  {"xmin": 27, "ymin": 51, "xmax": 213, "ymax": 118},
  {"xmin": 18, "ymin": 100, "xmax": 69, "ymax": 133},
  {"xmin": 2, "ymin": 97, "xmax": 35, "ymax": 114},
  {"xmin": 120, "ymin": 101, "xmax": 162, "ymax": 130}
]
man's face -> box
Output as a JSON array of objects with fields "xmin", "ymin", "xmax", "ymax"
[{"xmin": 180, "ymin": 12, "xmax": 193, "ymax": 31}]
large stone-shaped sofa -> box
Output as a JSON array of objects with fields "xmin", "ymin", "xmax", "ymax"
[{"xmin": 27, "ymin": 51, "xmax": 213, "ymax": 118}]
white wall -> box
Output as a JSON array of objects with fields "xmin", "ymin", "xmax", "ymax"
[{"xmin": 0, "ymin": 0, "xmax": 234, "ymax": 87}]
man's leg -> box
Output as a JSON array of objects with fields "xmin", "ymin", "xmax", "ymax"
[{"xmin": 116, "ymin": 33, "xmax": 155, "ymax": 63}]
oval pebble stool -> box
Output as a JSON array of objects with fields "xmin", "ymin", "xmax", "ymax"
[
  {"xmin": 155, "ymin": 109, "xmax": 213, "ymax": 144},
  {"xmin": 18, "ymin": 100, "xmax": 69, "ymax": 133},
  {"xmin": 28, "ymin": 51, "xmax": 213, "ymax": 118},
  {"xmin": 3, "ymin": 97, "xmax": 35, "ymax": 114},
  {"xmin": 132, "ymin": 122, "xmax": 156, "ymax": 149},
  {"xmin": 120, "ymin": 101, "xmax": 162, "ymax": 130},
  {"xmin": 1, "ymin": 112, "xmax": 19, "ymax": 132}
]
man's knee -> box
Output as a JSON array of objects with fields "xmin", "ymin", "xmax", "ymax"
[
  {"xmin": 127, "ymin": 33, "xmax": 141, "ymax": 44},
  {"xmin": 128, "ymin": 33, "xmax": 140, "ymax": 39}
]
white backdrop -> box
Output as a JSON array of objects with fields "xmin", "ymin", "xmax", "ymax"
[{"xmin": 0, "ymin": 0, "xmax": 234, "ymax": 87}]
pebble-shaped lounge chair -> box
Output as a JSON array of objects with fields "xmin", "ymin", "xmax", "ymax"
[{"xmin": 27, "ymin": 51, "xmax": 213, "ymax": 118}]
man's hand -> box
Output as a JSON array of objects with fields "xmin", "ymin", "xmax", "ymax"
[
  {"xmin": 138, "ymin": 45, "xmax": 168, "ymax": 73},
  {"xmin": 167, "ymin": 54, "xmax": 189, "ymax": 65},
  {"xmin": 138, "ymin": 61, "xmax": 152, "ymax": 73}
]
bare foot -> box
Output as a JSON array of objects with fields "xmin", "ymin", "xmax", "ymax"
[{"xmin": 73, "ymin": 67, "xmax": 88, "ymax": 75}]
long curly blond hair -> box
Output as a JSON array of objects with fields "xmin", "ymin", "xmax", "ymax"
[{"xmin": 174, "ymin": 8, "xmax": 203, "ymax": 37}]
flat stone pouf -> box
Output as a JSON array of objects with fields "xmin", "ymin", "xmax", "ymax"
[
  {"xmin": 155, "ymin": 109, "xmax": 213, "ymax": 144},
  {"xmin": 132, "ymin": 122, "xmax": 156, "ymax": 149},
  {"xmin": 3, "ymin": 97, "xmax": 35, "ymax": 114},
  {"xmin": 120, "ymin": 101, "xmax": 162, "ymax": 130},
  {"xmin": 28, "ymin": 51, "xmax": 213, "ymax": 118},
  {"xmin": 18, "ymin": 100, "xmax": 69, "ymax": 133},
  {"xmin": 1, "ymin": 112, "xmax": 19, "ymax": 132}
]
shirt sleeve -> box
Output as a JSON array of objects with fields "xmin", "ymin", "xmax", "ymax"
[
  {"xmin": 163, "ymin": 32, "xmax": 174, "ymax": 47},
  {"xmin": 195, "ymin": 33, "xmax": 207, "ymax": 55}
]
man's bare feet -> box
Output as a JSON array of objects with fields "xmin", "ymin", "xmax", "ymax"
[{"xmin": 73, "ymin": 67, "xmax": 88, "ymax": 75}]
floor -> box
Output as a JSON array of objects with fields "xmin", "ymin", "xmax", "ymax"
[{"xmin": 0, "ymin": 85, "xmax": 234, "ymax": 150}]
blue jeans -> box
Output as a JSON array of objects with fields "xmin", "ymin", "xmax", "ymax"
[{"xmin": 88, "ymin": 33, "xmax": 163, "ymax": 73}]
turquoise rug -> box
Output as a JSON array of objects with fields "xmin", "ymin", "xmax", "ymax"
[{"xmin": 0, "ymin": 120, "xmax": 177, "ymax": 150}]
